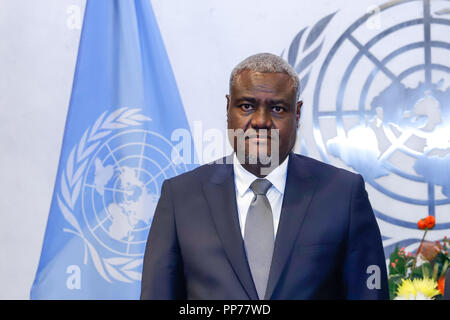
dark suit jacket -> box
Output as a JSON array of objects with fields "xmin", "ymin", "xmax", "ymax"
[
  {"xmin": 140, "ymin": 153, "xmax": 389, "ymax": 299},
  {"xmin": 444, "ymin": 268, "xmax": 450, "ymax": 300}
]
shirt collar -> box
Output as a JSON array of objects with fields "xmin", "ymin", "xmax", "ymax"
[{"xmin": 233, "ymin": 153, "xmax": 289, "ymax": 197}]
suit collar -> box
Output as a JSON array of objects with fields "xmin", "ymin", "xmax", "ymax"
[
  {"xmin": 232, "ymin": 153, "xmax": 289, "ymax": 197},
  {"xmin": 204, "ymin": 156, "xmax": 259, "ymax": 300},
  {"xmin": 265, "ymin": 153, "xmax": 318, "ymax": 299},
  {"xmin": 209, "ymin": 154, "xmax": 234, "ymax": 184}
]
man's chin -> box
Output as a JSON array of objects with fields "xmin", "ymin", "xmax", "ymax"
[{"xmin": 235, "ymin": 152, "xmax": 277, "ymax": 167}]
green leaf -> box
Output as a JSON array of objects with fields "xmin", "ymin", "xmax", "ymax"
[
  {"xmin": 389, "ymin": 245, "xmax": 407, "ymax": 276},
  {"xmin": 439, "ymin": 260, "xmax": 449, "ymax": 279},
  {"xmin": 421, "ymin": 262, "xmax": 431, "ymax": 278},
  {"xmin": 432, "ymin": 262, "xmax": 440, "ymax": 280},
  {"xmin": 388, "ymin": 275, "xmax": 404, "ymax": 300},
  {"xmin": 411, "ymin": 264, "xmax": 426, "ymax": 279}
]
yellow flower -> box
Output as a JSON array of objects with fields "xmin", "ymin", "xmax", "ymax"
[{"xmin": 395, "ymin": 278, "xmax": 441, "ymax": 300}]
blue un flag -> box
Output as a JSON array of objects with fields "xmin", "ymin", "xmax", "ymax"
[{"xmin": 31, "ymin": 0, "xmax": 195, "ymax": 299}]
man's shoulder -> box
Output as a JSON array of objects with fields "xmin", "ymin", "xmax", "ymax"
[
  {"xmin": 289, "ymin": 153, "xmax": 362, "ymax": 182},
  {"xmin": 164, "ymin": 156, "xmax": 231, "ymax": 186},
  {"xmin": 166, "ymin": 153, "xmax": 362, "ymax": 185}
]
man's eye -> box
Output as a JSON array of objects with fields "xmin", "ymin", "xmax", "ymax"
[
  {"xmin": 272, "ymin": 106, "xmax": 284, "ymax": 113},
  {"xmin": 240, "ymin": 104, "xmax": 253, "ymax": 111}
]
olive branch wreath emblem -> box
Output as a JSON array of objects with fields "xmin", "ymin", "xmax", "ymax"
[
  {"xmin": 282, "ymin": 11, "xmax": 336, "ymax": 95},
  {"xmin": 57, "ymin": 107, "xmax": 151, "ymax": 283}
]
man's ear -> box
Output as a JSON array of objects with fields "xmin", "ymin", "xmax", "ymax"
[
  {"xmin": 226, "ymin": 94, "xmax": 231, "ymax": 112},
  {"xmin": 296, "ymin": 100, "xmax": 303, "ymax": 126}
]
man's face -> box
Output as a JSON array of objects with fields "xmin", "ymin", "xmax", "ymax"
[{"xmin": 226, "ymin": 70, "xmax": 302, "ymax": 168}]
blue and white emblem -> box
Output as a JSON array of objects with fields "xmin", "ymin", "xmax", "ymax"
[
  {"xmin": 57, "ymin": 108, "xmax": 187, "ymax": 282},
  {"xmin": 287, "ymin": 0, "xmax": 450, "ymax": 256}
]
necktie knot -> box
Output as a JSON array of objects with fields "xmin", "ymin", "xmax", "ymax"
[{"xmin": 250, "ymin": 179, "xmax": 272, "ymax": 195}]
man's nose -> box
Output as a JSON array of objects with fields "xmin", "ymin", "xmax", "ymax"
[{"xmin": 250, "ymin": 108, "xmax": 272, "ymax": 129}]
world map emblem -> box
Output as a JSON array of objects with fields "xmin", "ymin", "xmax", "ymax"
[
  {"xmin": 58, "ymin": 107, "xmax": 187, "ymax": 282},
  {"xmin": 287, "ymin": 0, "xmax": 450, "ymax": 255}
]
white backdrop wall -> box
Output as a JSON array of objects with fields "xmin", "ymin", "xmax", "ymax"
[{"xmin": 1, "ymin": 0, "xmax": 449, "ymax": 299}]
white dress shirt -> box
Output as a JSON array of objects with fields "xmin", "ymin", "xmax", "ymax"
[{"xmin": 233, "ymin": 153, "xmax": 289, "ymax": 240}]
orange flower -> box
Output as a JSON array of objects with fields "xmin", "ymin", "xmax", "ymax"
[
  {"xmin": 417, "ymin": 216, "xmax": 435, "ymax": 230},
  {"xmin": 425, "ymin": 216, "xmax": 435, "ymax": 229},
  {"xmin": 438, "ymin": 276, "xmax": 445, "ymax": 295},
  {"xmin": 418, "ymin": 219, "xmax": 426, "ymax": 230}
]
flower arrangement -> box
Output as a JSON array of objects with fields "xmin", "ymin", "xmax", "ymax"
[{"xmin": 388, "ymin": 216, "xmax": 449, "ymax": 300}]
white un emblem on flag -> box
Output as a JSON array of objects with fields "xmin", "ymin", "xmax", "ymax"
[{"xmin": 57, "ymin": 107, "xmax": 187, "ymax": 282}]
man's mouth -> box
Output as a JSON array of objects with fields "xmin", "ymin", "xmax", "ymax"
[
  {"xmin": 246, "ymin": 133, "xmax": 271, "ymax": 139},
  {"xmin": 247, "ymin": 136, "xmax": 271, "ymax": 144}
]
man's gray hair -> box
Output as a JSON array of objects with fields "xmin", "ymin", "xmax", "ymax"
[{"xmin": 229, "ymin": 53, "xmax": 300, "ymax": 100}]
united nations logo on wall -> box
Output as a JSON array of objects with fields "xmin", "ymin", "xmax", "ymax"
[
  {"xmin": 287, "ymin": 0, "xmax": 450, "ymax": 255},
  {"xmin": 57, "ymin": 108, "xmax": 187, "ymax": 282}
]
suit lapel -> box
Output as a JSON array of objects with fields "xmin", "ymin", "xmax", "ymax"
[
  {"xmin": 265, "ymin": 154, "xmax": 318, "ymax": 299},
  {"xmin": 202, "ymin": 159, "xmax": 259, "ymax": 300}
]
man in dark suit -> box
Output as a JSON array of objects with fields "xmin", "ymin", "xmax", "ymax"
[{"xmin": 140, "ymin": 53, "xmax": 389, "ymax": 300}]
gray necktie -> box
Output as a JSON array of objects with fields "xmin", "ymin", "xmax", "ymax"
[{"xmin": 244, "ymin": 178, "xmax": 274, "ymax": 300}]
